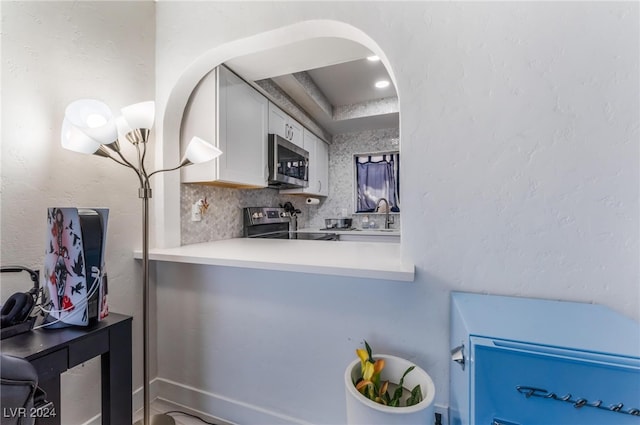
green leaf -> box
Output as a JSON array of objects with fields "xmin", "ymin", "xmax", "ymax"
[
  {"xmin": 406, "ymin": 384, "xmax": 423, "ymax": 406},
  {"xmin": 389, "ymin": 398, "xmax": 400, "ymax": 407},
  {"xmin": 372, "ymin": 372, "xmax": 380, "ymax": 387},
  {"xmin": 397, "ymin": 366, "xmax": 414, "ymax": 392},
  {"xmin": 364, "ymin": 340, "xmax": 373, "ymax": 362},
  {"xmin": 391, "ymin": 384, "xmax": 403, "ymax": 404},
  {"xmin": 400, "ymin": 366, "xmax": 415, "ymax": 383},
  {"xmin": 367, "ymin": 383, "xmax": 375, "ymax": 400}
]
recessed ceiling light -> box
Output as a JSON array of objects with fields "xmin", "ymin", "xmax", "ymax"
[
  {"xmin": 367, "ymin": 55, "xmax": 380, "ymax": 62},
  {"xmin": 374, "ymin": 80, "xmax": 390, "ymax": 89}
]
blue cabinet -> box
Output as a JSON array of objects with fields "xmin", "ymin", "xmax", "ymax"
[{"xmin": 450, "ymin": 292, "xmax": 640, "ymax": 425}]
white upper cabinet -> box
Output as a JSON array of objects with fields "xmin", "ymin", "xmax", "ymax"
[
  {"xmin": 181, "ymin": 66, "xmax": 268, "ymax": 187},
  {"xmin": 315, "ymin": 135, "xmax": 329, "ymax": 197},
  {"xmin": 268, "ymin": 102, "xmax": 303, "ymax": 149},
  {"xmin": 281, "ymin": 128, "xmax": 329, "ymax": 197}
]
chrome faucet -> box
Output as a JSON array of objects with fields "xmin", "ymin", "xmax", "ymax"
[{"xmin": 375, "ymin": 198, "xmax": 392, "ymax": 229}]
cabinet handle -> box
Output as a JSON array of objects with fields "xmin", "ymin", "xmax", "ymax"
[
  {"xmin": 451, "ymin": 344, "xmax": 465, "ymax": 370},
  {"xmin": 318, "ymin": 180, "xmax": 322, "ymax": 192}
]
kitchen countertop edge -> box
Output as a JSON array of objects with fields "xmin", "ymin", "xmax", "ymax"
[{"xmin": 134, "ymin": 238, "xmax": 414, "ymax": 282}]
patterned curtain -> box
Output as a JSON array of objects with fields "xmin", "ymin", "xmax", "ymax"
[{"xmin": 355, "ymin": 153, "xmax": 400, "ymax": 213}]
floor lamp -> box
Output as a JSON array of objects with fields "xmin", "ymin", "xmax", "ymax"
[{"xmin": 61, "ymin": 99, "xmax": 222, "ymax": 425}]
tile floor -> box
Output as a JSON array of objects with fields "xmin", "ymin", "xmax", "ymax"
[{"xmin": 134, "ymin": 399, "xmax": 235, "ymax": 425}]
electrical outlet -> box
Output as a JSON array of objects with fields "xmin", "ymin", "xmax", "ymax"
[
  {"xmin": 434, "ymin": 404, "xmax": 449, "ymax": 425},
  {"xmin": 191, "ymin": 203, "xmax": 202, "ymax": 222}
]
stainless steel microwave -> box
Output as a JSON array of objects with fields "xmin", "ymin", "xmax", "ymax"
[{"xmin": 267, "ymin": 134, "xmax": 309, "ymax": 189}]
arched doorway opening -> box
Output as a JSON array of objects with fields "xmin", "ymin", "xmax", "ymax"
[{"xmin": 156, "ymin": 20, "xmax": 398, "ymax": 247}]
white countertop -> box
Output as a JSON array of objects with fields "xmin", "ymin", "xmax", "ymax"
[{"xmin": 134, "ymin": 238, "xmax": 413, "ymax": 281}]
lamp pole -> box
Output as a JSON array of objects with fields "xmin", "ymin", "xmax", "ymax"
[
  {"xmin": 140, "ymin": 186, "xmax": 152, "ymax": 425},
  {"xmin": 62, "ymin": 100, "xmax": 221, "ymax": 425}
]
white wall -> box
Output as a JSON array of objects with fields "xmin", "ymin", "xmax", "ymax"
[
  {"xmin": 1, "ymin": 2, "xmax": 154, "ymax": 423},
  {"xmin": 153, "ymin": 2, "xmax": 638, "ymax": 424}
]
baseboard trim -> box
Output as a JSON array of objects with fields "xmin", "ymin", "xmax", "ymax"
[
  {"xmin": 81, "ymin": 381, "xmax": 158, "ymax": 425},
  {"xmin": 156, "ymin": 377, "xmax": 312, "ymax": 425},
  {"xmin": 81, "ymin": 379, "xmax": 445, "ymax": 425},
  {"xmin": 80, "ymin": 413, "xmax": 101, "ymax": 425}
]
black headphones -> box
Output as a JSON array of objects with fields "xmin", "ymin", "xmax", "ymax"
[{"xmin": 0, "ymin": 266, "xmax": 40, "ymax": 328}]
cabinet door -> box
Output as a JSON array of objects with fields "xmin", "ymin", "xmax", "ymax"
[
  {"xmin": 268, "ymin": 102, "xmax": 303, "ymax": 149},
  {"xmin": 218, "ymin": 66, "xmax": 268, "ymax": 187},
  {"xmin": 316, "ymin": 139, "xmax": 329, "ymax": 196},
  {"xmin": 268, "ymin": 102, "xmax": 288, "ymax": 140},
  {"xmin": 303, "ymin": 130, "xmax": 318, "ymax": 193},
  {"xmin": 288, "ymin": 119, "xmax": 303, "ymax": 149}
]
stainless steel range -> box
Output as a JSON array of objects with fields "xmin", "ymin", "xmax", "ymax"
[{"xmin": 243, "ymin": 207, "xmax": 338, "ymax": 241}]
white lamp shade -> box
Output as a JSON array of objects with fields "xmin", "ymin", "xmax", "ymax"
[
  {"xmin": 65, "ymin": 99, "xmax": 118, "ymax": 144},
  {"xmin": 115, "ymin": 115, "xmax": 134, "ymax": 143},
  {"xmin": 61, "ymin": 118, "xmax": 102, "ymax": 154},
  {"xmin": 183, "ymin": 137, "xmax": 222, "ymax": 164},
  {"xmin": 121, "ymin": 101, "xmax": 155, "ymax": 130}
]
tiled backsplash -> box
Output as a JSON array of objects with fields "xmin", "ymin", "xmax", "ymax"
[
  {"xmin": 181, "ymin": 185, "xmax": 311, "ymax": 245},
  {"xmin": 305, "ymin": 127, "xmax": 401, "ymax": 230},
  {"xmin": 180, "ymin": 126, "xmax": 400, "ymax": 245}
]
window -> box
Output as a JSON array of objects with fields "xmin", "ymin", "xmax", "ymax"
[{"xmin": 354, "ymin": 152, "xmax": 400, "ymax": 213}]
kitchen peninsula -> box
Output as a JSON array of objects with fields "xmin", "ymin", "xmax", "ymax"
[{"xmin": 134, "ymin": 238, "xmax": 414, "ymax": 281}]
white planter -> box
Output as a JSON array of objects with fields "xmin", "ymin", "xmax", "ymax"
[{"xmin": 344, "ymin": 354, "xmax": 436, "ymax": 425}]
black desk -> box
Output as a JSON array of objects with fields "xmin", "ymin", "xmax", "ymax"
[{"xmin": 1, "ymin": 313, "xmax": 132, "ymax": 425}]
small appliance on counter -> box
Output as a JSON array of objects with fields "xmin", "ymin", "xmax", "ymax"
[
  {"xmin": 450, "ymin": 292, "xmax": 640, "ymax": 425},
  {"xmin": 243, "ymin": 207, "xmax": 338, "ymax": 241},
  {"xmin": 322, "ymin": 218, "xmax": 353, "ymax": 230}
]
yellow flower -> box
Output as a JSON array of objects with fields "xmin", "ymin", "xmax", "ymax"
[
  {"xmin": 362, "ymin": 361, "xmax": 375, "ymax": 381},
  {"xmin": 356, "ymin": 348, "xmax": 368, "ymax": 363},
  {"xmin": 356, "ymin": 348, "xmax": 369, "ymax": 373}
]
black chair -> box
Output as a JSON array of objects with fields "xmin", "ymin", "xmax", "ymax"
[{"xmin": 0, "ymin": 354, "xmax": 52, "ymax": 425}]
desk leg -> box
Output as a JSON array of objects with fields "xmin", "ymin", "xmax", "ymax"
[
  {"xmin": 101, "ymin": 320, "xmax": 133, "ymax": 425},
  {"xmin": 36, "ymin": 376, "xmax": 61, "ymax": 425}
]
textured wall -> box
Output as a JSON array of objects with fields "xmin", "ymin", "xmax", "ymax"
[
  {"xmin": 154, "ymin": 2, "xmax": 638, "ymax": 424},
  {"xmin": 1, "ymin": 2, "xmax": 155, "ymax": 423}
]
